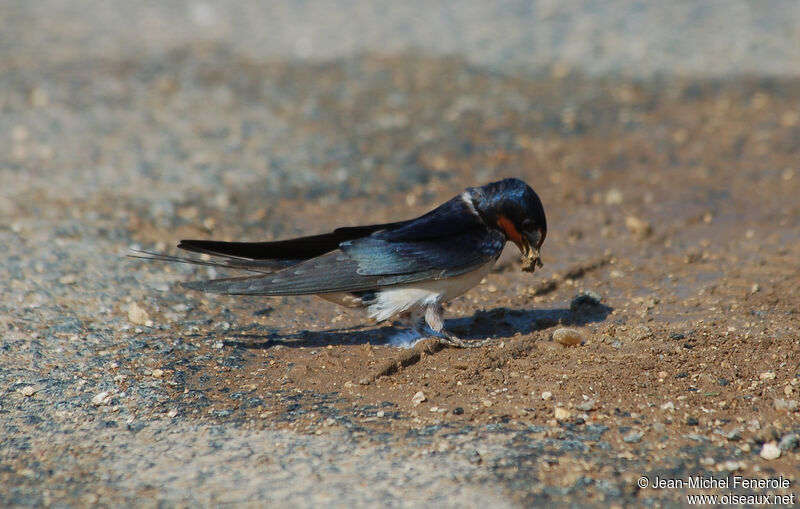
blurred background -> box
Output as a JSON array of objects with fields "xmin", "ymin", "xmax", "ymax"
[
  {"xmin": 3, "ymin": 0, "xmax": 798, "ymax": 230},
  {"xmin": 5, "ymin": 1, "xmax": 799, "ymax": 75}
]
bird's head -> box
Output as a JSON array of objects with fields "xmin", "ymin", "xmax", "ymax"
[{"xmin": 468, "ymin": 178, "xmax": 547, "ymax": 273}]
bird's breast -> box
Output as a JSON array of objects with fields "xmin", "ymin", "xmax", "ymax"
[{"xmin": 365, "ymin": 259, "xmax": 498, "ymax": 322}]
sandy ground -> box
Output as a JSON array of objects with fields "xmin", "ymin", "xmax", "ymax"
[{"xmin": 2, "ymin": 2, "xmax": 800, "ymax": 507}]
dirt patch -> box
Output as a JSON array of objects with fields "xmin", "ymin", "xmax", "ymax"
[
  {"xmin": 117, "ymin": 57, "xmax": 800, "ymax": 479},
  {"xmin": 4, "ymin": 49, "xmax": 799, "ymax": 506}
]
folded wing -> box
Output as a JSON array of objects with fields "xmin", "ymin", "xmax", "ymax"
[{"xmin": 183, "ymin": 227, "xmax": 505, "ymax": 296}]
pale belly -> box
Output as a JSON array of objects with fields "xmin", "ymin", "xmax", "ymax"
[{"xmin": 318, "ymin": 259, "xmax": 497, "ymax": 322}]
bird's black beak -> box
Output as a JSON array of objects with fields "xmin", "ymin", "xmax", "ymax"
[{"xmin": 520, "ymin": 230, "xmax": 544, "ymax": 273}]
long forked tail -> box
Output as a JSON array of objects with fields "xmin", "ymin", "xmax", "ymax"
[
  {"xmin": 128, "ymin": 249, "xmax": 294, "ymax": 274},
  {"xmin": 132, "ymin": 221, "xmax": 407, "ymax": 295},
  {"xmin": 130, "ymin": 247, "xmax": 382, "ymax": 296}
]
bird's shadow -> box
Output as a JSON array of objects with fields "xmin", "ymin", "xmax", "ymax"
[{"xmin": 221, "ymin": 303, "xmax": 613, "ymax": 349}]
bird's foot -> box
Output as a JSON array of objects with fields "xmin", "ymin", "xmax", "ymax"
[
  {"xmin": 423, "ymin": 303, "xmax": 490, "ymax": 348},
  {"xmin": 435, "ymin": 330, "xmax": 491, "ymax": 349}
]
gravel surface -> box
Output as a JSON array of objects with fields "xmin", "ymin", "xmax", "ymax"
[
  {"xmin": 3, "ymin": 1, "xmax": 800, "ymax": 77},
  {"xmin": 2, "ymin": 2, "xmax": 800, "ymax": 508}
]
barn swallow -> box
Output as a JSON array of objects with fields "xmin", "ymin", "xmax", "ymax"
[{"xmin": 140, "ymin": 178, "xmax": 546, "ymax": 347}]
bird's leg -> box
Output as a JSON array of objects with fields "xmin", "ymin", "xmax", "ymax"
[
  {"xmin": 395, "ymin": 309, "xmax": 430, "ymax": 340},
  {"xmin": 395, "ymin": 311, "xmax": 414, "ymax": 330},
  {"xmin": 424, "ymin": 303, "xmax": 490, "ymax": 348},
  {"xmin": 409, "ymin": 309, "xmax": 428, "ymax": 337}
]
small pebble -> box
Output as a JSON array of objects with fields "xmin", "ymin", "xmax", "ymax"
[
  {"xmin": 376, "ymin": 410, "xmax": 385, "ymax": 418},
  {"xmin": 774, "ymin": 398, "xmax": 799, "ymax": 412},
  {"xmin": 411, "ymin": 391, "xmax": 427, "ymax": 406},
  {"xmin": 623, "ymin": 431, "xmax": 643, "ymax": 443},
  {"xmin": 625, "ymin": 215, "xmax": 653, "ymax": 238},
  {"xmin": 481, "ymin": 399, "xmax": 493, "ymax": 408},
  {"xmin": 19, "ymin": 386, "xmax": 37, "ymax": 397},
  {"xmin": 151, "ymin": 369, "xmax": 164, "ymax": 378},
  {"xmin": 778, "ymin": 433, "xmax": 799, "ymax": 452},
  {"xmin": 759, "ymin": 441, "xmax": 781, "ymax": 460},
  {"xmin": 127, "ymin": 302, "xmax": 152, "ymax": 326},
  {"xmin": 554, "ymin": 407, "xmax": 571, "ymax": 420},
  {"xmin": 628, "ymin": 324, "xmax": 653, "ymax": 341},
  {"xmin": 576, "ymin": 399, "xmax": 596, "ymax": 412},
  {"xmin": 717, "ymin": 460, "xmax": 744, "ymax": 472},
  {"xmin": 541, "ymin": 391, "xmax": 553, "ymax": 400},
  {"xmin": 92, "ymin": 391, "xmax": 111, "ymax": 406},
  {"xmin": 553, "ymin": 327, "xmax": 582, "ymax": 346},
  {"xmin": 605, "ymin": 188, "xmax": 624, "ymax": 205},
  {"xmin": 759, "ymin": 371, "xmax": 776, "ymax": 380},
  {"xmin": 58, "ymin": 273, "xmax": 77, "ymax": 285},
  {"xmin": 718, "ymin": 426, "xmax": 743, "ymax": 441},
  {"xmin": 569, "ymin": 291, "xmax": 602, "ymax": 311}
]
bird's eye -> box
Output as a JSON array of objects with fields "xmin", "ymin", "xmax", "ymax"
[
  {"xmin": 522, "ymin": 218, "xmax": 535, "ymax": 232},
  {"xmin": 527, "ymin": 229, "xmax": 541, "ymax": 247}
]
